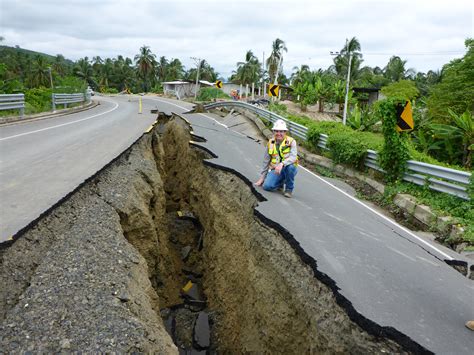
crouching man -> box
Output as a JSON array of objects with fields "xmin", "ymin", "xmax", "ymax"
[{"xmin": 254, "ymin": 119, "xmax": 298, "ymax": 198}]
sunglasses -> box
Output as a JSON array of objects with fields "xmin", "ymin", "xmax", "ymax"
[{"xmin": 273, "ymin": 130, "xmax": 286, "ymax": 133}]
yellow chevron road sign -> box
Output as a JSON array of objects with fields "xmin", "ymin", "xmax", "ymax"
[
  {"xmin": 268, "ymin": 84, "xmax": 279, "ymax": 97},
  {"xmin": 396, "ymin": 101, "xmax": 414, "ymax": 132}
]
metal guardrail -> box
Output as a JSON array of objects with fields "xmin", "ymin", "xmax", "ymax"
[
  {"xmin": 203, "ymin": 101, "xmax": 471, "ymax": 200},
  {"xmin": 204, "ymin": 100, "xmax": 309, "ymax": 140},
  {"xmin": 52, "ymin": 93, "xmax": 85, "ymax": 111},
  {"xmin": 0, "ymin": 94, "xmax": 25, "ymax": 116}
]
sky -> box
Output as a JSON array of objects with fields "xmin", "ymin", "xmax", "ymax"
[{"xmin": 1, "ymin": 0, "xmax": 473, "ymax": 80}]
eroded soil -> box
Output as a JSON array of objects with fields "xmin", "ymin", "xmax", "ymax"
[{"xmin": 0, "ymin": 113, "xmax": 423, "ymax": 353}]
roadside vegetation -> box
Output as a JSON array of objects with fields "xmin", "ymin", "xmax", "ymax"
[{"xmin": 1, "ymin": 36, "xmax": 472, "ymax": 245}]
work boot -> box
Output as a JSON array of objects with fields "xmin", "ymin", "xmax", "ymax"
[
  {"xmin": 284, "ymin": 191, "xmax": 292, "ymax": 198},
  {"xmin": 466, "ymin": 320, "xmax": 474, "ymax": 331}
]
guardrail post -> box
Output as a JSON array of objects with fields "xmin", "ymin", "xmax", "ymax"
[{"xmin": 52, "ymin": 94, "xmax": 56, "ymax": 112}]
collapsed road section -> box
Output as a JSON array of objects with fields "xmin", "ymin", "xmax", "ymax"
[{"xmin": 0, "ymin": 113, "xmax": 424, "ymax": 353}]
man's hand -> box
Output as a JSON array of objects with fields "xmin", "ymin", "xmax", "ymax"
[
  {"xmin": 275, "ymin": 163, "xmax": 284, "ymax": 175},
  {"xmin": 254, "ymin": 176, "xmax": 265, "ymax": 186}
]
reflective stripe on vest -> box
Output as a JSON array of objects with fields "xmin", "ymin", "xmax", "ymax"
[{"xmin": 267, "ymin": 136, "xmax": 298, "ymax": 168}]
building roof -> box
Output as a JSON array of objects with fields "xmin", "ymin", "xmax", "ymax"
[{"xmin": 352, "ymin": 87, "xmax": 380, "ymax": 93}]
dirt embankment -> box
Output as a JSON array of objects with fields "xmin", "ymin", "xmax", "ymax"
[
  {"xmin": 0, "ymin": 113, "xmax": 423, "ymax": 353},
  {"xmin": 280, "ymin": 100, "xmax": 341, "ymax": 122}
]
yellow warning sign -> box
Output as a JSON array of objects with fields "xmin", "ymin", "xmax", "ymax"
[
  {"xmin": 215, "ymin": 80, "xmax": 223, "ymax": 89},
  {"xmin": 268, "ymin": 84, "xmax": 279, "ymax": 97},
  {"xmin": 182, "ymin": 281, "xmax": 193, "ymax": 292},
  {"xmin": 396, "ymin": 101, "xmax": 414, "ymax": 132}
]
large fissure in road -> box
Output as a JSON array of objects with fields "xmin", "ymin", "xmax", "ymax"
[{"xmin": 0, "ymin": 113, "xmax": 423, "ymax": 353}]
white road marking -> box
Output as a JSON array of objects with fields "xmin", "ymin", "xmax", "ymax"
[
  {"xmin": 416, "ymin": 255, "xmax": 440, "ymax": 267},
  {"xmin": 387, "ymin": 246, "xmax": 417, "ymax": 262},
  {"xmin": 0, "ymin": 101, "xmax": 119, "ymax": 141},
  {"xmin": 300, "ymin": 166, "xmax": 453, "ymax": 260},
  {"xmin": 145, "ymin": 96, "xmax": 455, "ymax": 261}
]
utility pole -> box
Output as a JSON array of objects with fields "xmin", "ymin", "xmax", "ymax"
[
  {"xmin": 343, "ymin": 52, "xmax": 353, "ymax": 125},
  {"xmin": 48, "ymin": 67, "xmax": 54, "ymax": 90},
  {"xmin": 191, "ymin": 57, "xmax": 201, "ymax": 99},
  {"xmin": 262, "ymin": 51, "xmax": 266, "ymax": 98},
  {"xmin": 330, "ymin": 39, "xmax": 353, "ymax": 125}
]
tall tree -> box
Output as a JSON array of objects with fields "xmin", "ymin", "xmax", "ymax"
[
  {"xmin": 166, "ymin": 58, "xmax": 185, "ymax": 81},
  {"xmin": 290, "ymin": 64, "xmax": 311, "ymax": 86},
  {"xmin": 333, "ymin": 37, "xmax": 363, "ymax": 82},
  {"xmin": 156, "ymin": 56, "xmax": 168, "ymax": 82},
  {"xmin": 52, "ymin": 54, "xmax": 68, "ymax": 77},
  {"xmin": 266, "ymin": 38, "xmax": 287, "ymax": 83},
  {"xmin": 29, "ymin": 55, "xmax": 50, "ymax": 88},
  {"xmin": 234, "ymin": 50, "xmax": 261, "ymax": 85},
  {"xmin": 73, "ymin": 57, "xmax": 95, "ymax": 88},
  {"xmin": 134, "ymin": 45, "xmax": 157, "ymax": 92},
  {"xmin": 427, "ymin": 38, "xmax": 474, "ymax": 122},
  {"xmin": 98, "ymin": 58, "xmax": 114, "ymax": 89},
  {"xmin": 384, "ymin": 56, "xmax": 415, "ymax": 82}
]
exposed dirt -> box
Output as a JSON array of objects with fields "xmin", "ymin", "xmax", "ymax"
[
  {"xmin": 0, "ymin": 113, "xmax": 425, "ymax": 353},
  {"xmin": 280, "ymin": 100, "xmax": 341, "ymax": 122}
]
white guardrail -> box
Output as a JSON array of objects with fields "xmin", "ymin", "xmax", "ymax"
[
  {"xmin": 0, "ymin": 94, "xmax": 25, "ymax": 116},
  {"xmin": 1, "ymin": 91, "xmax": 91, "ymax": 117},
  {"xmin": 202, "ymin": 101, "xmax": 472, "ymax": 200},
  {"xmin": 52, "ymin": 93, "xmax": 86, "ymax": 111}
]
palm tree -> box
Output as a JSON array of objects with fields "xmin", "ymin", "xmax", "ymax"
[
  {"xmin": 384, "ymin": 56, "xmax": 415, "ymax": 82},
  {"xmin": 166, "ymin": 58, "xmax": 185, "ymax": 81},
  {"xmin": 290, "ymin": 64, "xmax": 311, "ymax": 86},
  {"xmin": 134, "ymin": 45, "xmax": 157, "ymax": 92},
  {"xmin": 156, "ymin": 56, "xmax": 168, "ymax": 82},
  {"xmin": 113, "ymin": 56, "xmax": 135, "ymax": 91},
  {"xmin": 266, "ymin": 38, "xmax": 287, "ymax": 84},
  {"xmin": 52, "ymin": 54, "xmax": 67, "ymax": 77},
  {"xmin": 235, "ymin": 50, "xmax": 261, "ymax": 85},
  {"xmin": 74, "ymin": 57, "xmax": 95, "ymax": 88},
  {"xmin": 98, "ymin": 58, "xmax": 114, "ymax": 89},
  {"xmin": 334, "ymin": 37, "xmax": 363, "ymax": 82},
  {"xmin": 29, "ymin": 55, "xmax": 50, "ymax": 88}
]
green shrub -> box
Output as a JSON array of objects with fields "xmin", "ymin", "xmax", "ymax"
[
  {"xmin": 102, "ymin": 87, "xmax": 118, "ymax": 94},
  {"xmin": 24, "ymin": 87, "xmax": 53, "ymax": 114},
  {"xmin": 196, "ymin": 87, "xmax": 230, "ymax": 102},
  {"xmin": 327, "ymin": 131, "xmax": 369, "ymax": 168}
]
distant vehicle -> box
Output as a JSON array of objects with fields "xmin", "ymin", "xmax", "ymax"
[{"xmin": 86, "ymin": 86, "xmax": 95, "ymax": 96}]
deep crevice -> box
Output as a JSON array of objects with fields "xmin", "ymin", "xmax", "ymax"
[{"xmin": 0, "ymin": 112, "xmax": 432, "ymax": 353}]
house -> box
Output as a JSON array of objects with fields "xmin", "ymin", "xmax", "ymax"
[
  {"xmin": 162, "ymin": 80, "xmax": 214, "ymax": 100},
  {"xmin": 352, "ymin": 87, "xmax": 385, "ymax": 106}
]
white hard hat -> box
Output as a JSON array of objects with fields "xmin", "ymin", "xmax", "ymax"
[{"xmin": 272, "ymin": 119, "xmax": 288, "ymax": 131}]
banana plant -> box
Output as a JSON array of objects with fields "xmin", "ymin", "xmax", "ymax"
[{"xmin": 430, "ymin": 109, "xmax": 473, "ymax": 167}]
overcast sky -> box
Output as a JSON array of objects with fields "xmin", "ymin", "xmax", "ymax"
[{"xmin": 1, "ymin": 0, "xmax": 473, "ymax": 79}]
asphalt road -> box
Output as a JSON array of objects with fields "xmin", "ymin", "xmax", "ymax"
[
  {"xmin": 0, "ymin": 95, "xmax": 157, "ymax": 240},
  {"xmin": 1, "ymin": 95, "xmax": 473, "ymax": 353},
  {"xmin": 171, "ymin": 101, "xmax": 473, "ymax": 355}
]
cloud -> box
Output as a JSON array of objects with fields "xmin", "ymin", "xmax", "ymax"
[{"xmin": 1, "ymin": 0, "xmax": 472, "ymax": 78}]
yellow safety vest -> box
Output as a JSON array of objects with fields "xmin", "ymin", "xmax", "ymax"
[{"xmin": 267, "ymin": 136, "xmax": 298, "ymax": 169}]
